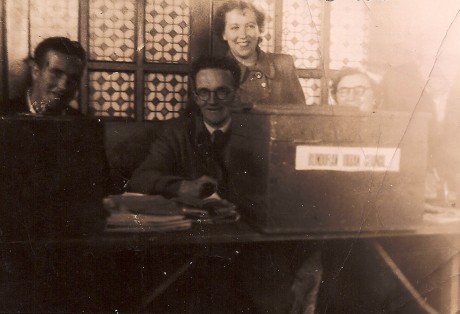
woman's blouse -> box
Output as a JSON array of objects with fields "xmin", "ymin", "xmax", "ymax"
[{"xmin": 230, "ymin": 49, "xmax": 306, "ymax": 106}]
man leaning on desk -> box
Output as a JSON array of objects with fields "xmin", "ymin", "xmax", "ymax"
[
  {"xmin": 4, "ymin": 36, "xmax": 86, "ymax": 116},
  {"xmin": 128, "ymin": 56, "xmax": 240, "ymax": 200},
  {"xmin": 128, "ymin": 56, "xmax": 321, "ymax": 314}
]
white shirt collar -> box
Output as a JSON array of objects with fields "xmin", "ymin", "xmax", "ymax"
[
  {"xmin": 27, "ymin": 90, "xmax": 37, "ymax": 114},
  {"xmin": 204, "ymin": 117, "xmax": 231, "ymax": 135}
]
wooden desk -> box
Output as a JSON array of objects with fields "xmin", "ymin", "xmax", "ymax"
[
  {"xmin": 6, "ymin": 218, "xmax": 460, "ymax": 248},
  {"xmin": 3, "ymin": 219, "xmax": 460, "ymax": 313}
]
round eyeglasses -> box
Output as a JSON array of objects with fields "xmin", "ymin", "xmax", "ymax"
[
  {"xmin": 336, "ymin": 86, "xmax": 370, "ymax": 97},
  {"xmin": 195, "ymin": 87, "xmax": 234, "ymax": 101}
]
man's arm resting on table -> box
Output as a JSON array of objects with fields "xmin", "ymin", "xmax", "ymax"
[{"xmin": 129, "ymin": 173, "xmax": 217, "ymax": 199}]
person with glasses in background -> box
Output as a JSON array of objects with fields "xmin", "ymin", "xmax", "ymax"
[
  {"xmin": 129, "ymin": 56, "xmax": 240, "ymax": 200},
  {"xmin": 214, "ymin": 0, "xmax": 305, "ymax": 107},
  {"xmin": 331, "ymin": 67, "xmax": 378, "ymax": 111}
]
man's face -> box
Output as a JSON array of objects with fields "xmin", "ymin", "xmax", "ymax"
[
  {"xmin": 194, "ymin": 68, "xmax": 236, "ymax": 128},
  {"xmin": 31, "ymin": 50, "xmax": 84, "ymax": 113},
  {"xmin": 336, "ymin": 73, "xmax": 376, "ymax": 111}
]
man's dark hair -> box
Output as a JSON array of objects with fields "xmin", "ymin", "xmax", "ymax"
[
  {"xmin": 214, "ymin": 0, "xmax": 265, "ymax": 41},
  {"xmin": 33, "ymin": 37, "xmax": 87, "ymax": 68},
  {"xmin": 191, "ymin": 56, "xmax": 241, "ymax": 89}
]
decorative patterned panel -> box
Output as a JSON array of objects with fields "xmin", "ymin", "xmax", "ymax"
[
  {"xmin": 145, "ymin": 0, "xmax": 190, "ymax": 63},
  {"xmin": 248, "ymin": 0, "xmax": 275, "ymax": 53},
  {"xmin": 89, "ymin": 0, "xmax": 136, "ymax": 62},
  {"xmin": 329, "ymin": 1, "xmax": 370, "ymax": 70},
  {"xmin": 29, "ymin": 0, "xmax": 79, "ymax": 53},
  {"xmin": 89, "ymin": 71, "xmax": 135, "ymax": 118},
  {"xmin": 144, "ymin": 73, "xmax": 188, "ymax": 120},
  {"xmin": 299, "ymin": 78, "xmax": 322, "ymax": 105},
  {"xmin": 281, "ymin": 0, "xmax": 323, "ymax": 69}
]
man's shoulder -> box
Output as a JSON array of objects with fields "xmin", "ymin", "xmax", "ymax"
[
  {"xmin": 3, "ymin": 95, "xmax": 84, "ymax": 116},
  {"xmin": 8, "ymin": 95, "xmax": 27, "ymax": 104},
  {"xmin": 158, "ymin": 113, "xmax": 195, "ymax": 136},
  {"xmin": 4, "ymin": 95, "xmax": 28, "ymax": 114},
  {"xmin": 63, "ymin": 106, "xmax": 84, "ymax": 116}
]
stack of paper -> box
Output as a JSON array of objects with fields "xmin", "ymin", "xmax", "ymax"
[
  {"xmin": 423, "ymin": 203, "xmax": 460, "ymax": 224},
  {"xmin": 104, "ymin": 193, "xmax": 192, "ymax": 233},
  {"xmin": 174, "ymin": 193, "xmax": 240, "ymax": 224},
  {"xmin": 106, "ymin": 213, "xmax": 191, "ymax": 232}
]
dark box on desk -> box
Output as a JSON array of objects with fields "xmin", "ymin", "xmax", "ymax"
[
  {"xmin": 228, "ymin": 106, "xmax": 429, "ymax": 233},
  {"xmin": 0, "ymin": 116, "xmax": 109, "ymax": 239}
]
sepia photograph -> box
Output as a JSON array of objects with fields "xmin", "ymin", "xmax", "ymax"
[{"xmin": 1, "ymin": 0, "xmax": 460, "ymax": 313}]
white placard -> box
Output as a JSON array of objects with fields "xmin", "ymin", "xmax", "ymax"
[{"xmin": 295, "ymin": 146, "xmax": 400, "ymax": 172}]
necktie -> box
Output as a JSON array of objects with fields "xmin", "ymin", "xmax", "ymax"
[
  {"xmin": 210, "ymin": 130, "xmax": 228, "ymax": 195},
  {"xmin": 211, "ymin": 130, "xmax": 225, "ymax": 147}
]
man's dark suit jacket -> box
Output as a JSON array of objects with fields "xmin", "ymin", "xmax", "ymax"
[
  {"xmin": 3, "ymin": 94, "xmax": 82, "ymax": 116},
  {"xmin": 128, "ymin": 107, "xmax": 231, "ymax": 198}
]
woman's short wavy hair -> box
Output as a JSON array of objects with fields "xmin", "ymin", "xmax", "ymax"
[{"xmin": 214, "ymin": 0, "xmax": 265, "ymax": 41}]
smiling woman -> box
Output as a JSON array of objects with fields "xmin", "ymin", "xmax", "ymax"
[{"xmin": 214, "ymin": 0, "xmax": 306, "ymax": 107}]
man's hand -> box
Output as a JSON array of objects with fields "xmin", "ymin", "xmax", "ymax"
[{"xmin": 178, "ymin": 175, "xmax": 217, "ymax": 199}]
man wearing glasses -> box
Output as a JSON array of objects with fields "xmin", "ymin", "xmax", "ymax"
[
  {"xmin": 331, "ymin": 67, "xmax": 378, "ymax": 111},
  {"xmin": 129, "ymin": 56, "xmax": 324, "ymax": 313},
  {"xmin": 129, "ymin": 56, "xmax": 241, "ymax": 200}
]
